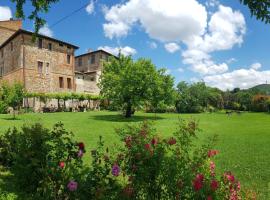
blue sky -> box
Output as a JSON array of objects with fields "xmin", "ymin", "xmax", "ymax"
[{"xmin": 1, "ymin": 0, "xmax": 270, "ymax": 90}]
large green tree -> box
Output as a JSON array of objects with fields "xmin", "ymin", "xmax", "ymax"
[{"xmin": 99, "ymin": 56, "xmax": 174, "ymax": 118}]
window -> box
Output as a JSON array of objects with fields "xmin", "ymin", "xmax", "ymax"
[
  {"xmin": 48, "ymin": 43, "xmax": 52, "ymax": 51},
  {"xmin": 10, "ymin": 42, "xmax": 13, "ymax": 51},
  {"xmin": 46, "ymin": 63, "xmax": 49, "ymax": 74},
  {"xmin": 38, "ymin": 61, "xmax": 43, "ymax": 74},
  {"xmin": 59, "ymin": 43, "xmax": 64, "ymax": 47},
  {"xmin": 67, "ymin": 54, "xmax": 71, "ymax": 64},
  {"xmin": 59, "ymin": 77, "xmax": 64, "ymax": 88},
  {"xmin": 67, "ymin": 46, "xmax": 71, "ymax": 49},
  {"xmin": 67, "ymin": 78, "xmax": 72, "ymax": 89},
  {"xmin": 78, "ymin": 57, "xmax": 82, "ymax": 66},
  {"xmin": 91, "ymin": 54, "xmax": 95, "ymax": 64},
  {"xmin": 38, "ymin": 38, "xmax": 43, "ymax": 49}
]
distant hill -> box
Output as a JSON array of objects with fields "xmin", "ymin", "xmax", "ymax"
[{"xmin": 249, "ymin": 84, "xmax": 270, "ymax": 94}]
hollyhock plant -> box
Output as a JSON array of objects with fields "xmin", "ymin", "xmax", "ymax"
[
  {"xmin": 151, "ymin": 137, "xmax": 158, "ymax": 146},
  {"xmin": 193, "ymin": 174, "xmax": 204, "ymax": 191},
  {"xmin": 67, "ymin": 180, "xmax": 78, "ymax": 192},
  {"xmin": 144, "ymin": 143, "xmax": 151, "ymax": 151},
  {"xmin": 125, "ymin": 136, "xmax": 132, "ymax": 148}
]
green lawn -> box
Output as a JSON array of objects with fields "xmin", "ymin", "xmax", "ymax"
[{"xmin": 0, "ymin": 111, "xmax": 270, "ymax": 199}]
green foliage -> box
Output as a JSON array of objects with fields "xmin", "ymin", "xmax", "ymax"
[
  {"xmin": 0, "ymin": 123, "xmax": 84, "ymax": 199},
  {"xmin": 175, "ymin": 81, "xmax": 223, "ymax": 113},
  {"xmin": 239, "ymin": 0, "xmax": 270, "ymax": 24},
  {"xmin": 0, "ymin": 82, "xmax": 24, "ymax": 118},
  {"xmin": 11, "ymin": 0, "xmax": 60, "ymax": 34},
  {"xmin": 99, "ymin": 55, "xmax": 175, "ymax": 118}
]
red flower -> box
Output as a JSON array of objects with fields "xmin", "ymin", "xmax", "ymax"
[
  {"xmin": 193, "ymin": 179, "xmax": 203, "ymax": 191},
  {"xmin": 78, "ymin": 142, "xmax": 85, "ymax": 150},
  {"xmin": 145, "ymin": 143, "xmax": 151, "ymax": 151},
  {"xmin": 151, "ymin": 137, "xmax": 158, "ymax": 146},
  {"xmin": 196, "ymin": 174, "xmax": 204, "ymax": 182},
  {"xmin": 210, "ymin": 180, "xmax": 219, "ymax": 191},
  {"xmin": 208, "ymin": 150, "xmax": 219, "ymax": 158},
  {"xmin": 168, "ymin": 137, "xmax": 176, "ymax": 145},
  {"xmin": 59, "ymin": 161, "xmax": 65, "ymax": 169},
  {"xmin": 193, "ymin": 173, "xmax": 204, "ymax": 191}
]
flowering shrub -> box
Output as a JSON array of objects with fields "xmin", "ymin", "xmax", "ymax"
[
  {"xmin": 0, "ymin": 120, "xmax": 256, "ymax": 199},
  {"xmin": 0, "ymin": 123, "xmax": 84, "ymax": 199}
]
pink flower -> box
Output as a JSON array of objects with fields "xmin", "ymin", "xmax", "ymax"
[
  {"xmin": 59, "ymin": 161, "xmax": 65, "ymax": 169},
  {"xmin": 168, "ymin": 137, "xmax": 176, "ymax": 145},
  {"xmin": 196, "ymin": 174, "xmax": 204, "ymax": 182},
  {"xmin": 112, "ymin": 164, "xmax": 120, "ymax": 176},
  {"xmin": 77, "ymin": 149, "xmax": 84, "ymax": 158},
  {"xmin": 208, "ymin": 150, "xmax": 219, "ymax": 158},
  {"xmin": 210, "ymin": 180, "xmax": 219, "ymax": 191},
  {"xmin": 224, "ymin": 172, "xmax": 235, "ymax": 183},
  {"xmin": 67, "ymin": 180, "xmax": 78, "ymax": 191}
]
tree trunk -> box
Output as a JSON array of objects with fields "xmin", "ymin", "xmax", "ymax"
[{"xmin": 125, "ymin": 103, "xmax": 132, "ymax": 118}]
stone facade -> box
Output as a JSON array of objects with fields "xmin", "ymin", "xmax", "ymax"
[
  {"xmin": 75, "ymin": 50, "xmax": 113, "ymax": 94},
  {"xmin": 0, "ymin": 19, "xmax": 22, "ymax": 46},
  {"xmin": 0, "ymin": 21, "xmax": 78, "ymax": 93}
]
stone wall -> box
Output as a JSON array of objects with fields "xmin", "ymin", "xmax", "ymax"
[
  {"xmin": 75, "ymin": 71, "xmax": 101, "ymax": 94},
  {"xmin": 0, "ymin": 20, "xmax": 22, "ymax": 46}
]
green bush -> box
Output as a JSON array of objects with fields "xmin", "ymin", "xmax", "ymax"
[
  {"xmin": 0, "ymin": 123, "xmax": 84, "ymax": 199},
  {"xmin": 0, "ymin": 101, "xmax": 8, "ymax": 114}
]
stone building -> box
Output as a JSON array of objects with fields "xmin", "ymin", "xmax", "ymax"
[
  {"xmin": 75, "ymin": 50, "xmax": 114, "ymax": 94},
  {"xmin": 0, "ymin": 19, "xmax": 78, "ymax": 93}
]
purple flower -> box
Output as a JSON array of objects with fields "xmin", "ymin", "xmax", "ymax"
[
  {"xmin": 77, "ymin": 149, "xmax": 84, "ymax": 158},
  {"xmin": 112, "ymin": 164, "xmax": 120, "ymax": 176},
  {"xmin": 67, "ymin": 180, "xmax": 78, "ymax": 191}
]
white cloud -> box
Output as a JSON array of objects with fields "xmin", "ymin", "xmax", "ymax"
[
  {"xmin": 0, "ymin": 6, "xmax": 12, "ymax": 21},
  {"xmin": 205, "ymin": 0, "xmax": 220, "ymax": 8},
  {"xmin": 204, "ymin": 66, "xmax": 270, "ymax": 90},
  {"xmin": 103, "ymin": 1, "xmax": 246, "ymax": 76},
  {"xmin": 38, "ymin": 24, "xmax": 53, "ymax": 37},
  {"xmin": 148, "ymin": 41, "xmax": 157, "ymax": 49},
  {"xmin": 86, "ymin": 0, "xmax": 95, "ymax": 15},
  {"xmin": 182, "ymin": 5, "xmax": 246, "ymax": 75},
  {"xmin": 164, "ymin": 42, "xmax": 180, "ymax": 53},
  {"xmin": 98, "ymin": 46, "xmax": 137, "ymax": 56},
  {"xmin": 103, "ymin": 0, "xmax": 207, "ymax": 41},
  {"xmin": 250, "ymin": 62, "xmax": 262, "ymax": 70}
]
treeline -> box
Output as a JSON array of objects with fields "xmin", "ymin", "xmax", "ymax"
[{"xmin": 175, "ymin": 81, "xmax": 270, "ymax": 113}]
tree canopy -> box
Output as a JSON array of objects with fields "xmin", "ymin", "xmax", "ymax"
[{"xmin": 99, "ymin": 56, "xmax": 175, "ymax": 118}]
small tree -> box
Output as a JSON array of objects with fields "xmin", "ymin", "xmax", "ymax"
[
  {"xmin": 1, "ymin": 83, "xmax": 24, "ymax": 119},
  {"xmin": 99, "ymin": 55, "xmax": 175, "ymax": 118}
]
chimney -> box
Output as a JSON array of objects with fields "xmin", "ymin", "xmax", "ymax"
[{"xmin": 87, "ymin": 49, "xmax": 93, "ymax": 53}]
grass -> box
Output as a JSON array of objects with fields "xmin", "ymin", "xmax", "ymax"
[{"xmin": 0, "ymin": 111, "xmax": 270, "ymax": 199}]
